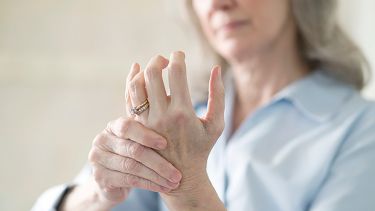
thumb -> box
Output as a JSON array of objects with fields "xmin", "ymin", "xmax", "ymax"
[{"xmin": 203, "ymin": 66, "xmax": 225, "ymax": 138}]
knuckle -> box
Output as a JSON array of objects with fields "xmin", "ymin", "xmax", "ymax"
[
  {"xmin": 116, "ymin": 140, "xmax": 129, "ymax": 155},
  {"xmin": 118, "ymin": 118, "xmax": 133, "ymax": 137},
  {"xmin": 152, "ymin": 55, "xmax": 164, "ymax": 62},
  {"xmin": 121, "ymin": 158, "xmax": 139, "ymax": 173},
  {"xmin": 127, "ymin": 142, "xmax": 145, "ymax": 158},
  {"xmin": 88, "ymin": 147, "xmax": 99, "ymax": 163},
  {"xmin": 93, "ymin": 132, "xmax": 107, "ymax": 147},
  {"xmin": 144, "ymin": 66, "xmax": 159, "ymax": 80},
  {"xmin": 170, "ymin": 109, "xmax": 189, "ymax": 124},
  {"xmin": 170, "ymin": 62, "xmax": 185, "ymax": 73},
  {"xmin": 129, "ymin": 77, "xmax": 143, "ymax": 94}
]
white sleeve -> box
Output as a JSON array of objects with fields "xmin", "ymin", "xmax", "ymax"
[
  {"xmin": 31, "ymin": 184, "xmax": 72, "ymax": 211},
  {"xmin": 31, "ymin": 165, "xmax": 91, "ymax": 211},
  {"xmin": 31, "ymin": 164, "xmax": 161, "ymax": 211}
]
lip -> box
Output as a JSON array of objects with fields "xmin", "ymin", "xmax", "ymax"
[{"xmin": 217, "ymin": 20, "xmax": 249, "ymax": 33}]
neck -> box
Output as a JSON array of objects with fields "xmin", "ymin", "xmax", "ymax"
[
  {"xmin": 231, "ymin": 52, "xmax": 309, "ymax": 112},
  {"xmin": 229, "ymin": 29, "xmax": 309, "ymax": 114}
]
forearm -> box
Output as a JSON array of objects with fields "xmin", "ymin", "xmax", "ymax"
[
  {"xmin": 60, "ymin": 178, "xmax": 115, "ymax": 211},
  {"xmin": 160, "ymin": 173, "xmax": 226, "ymax": 211}
]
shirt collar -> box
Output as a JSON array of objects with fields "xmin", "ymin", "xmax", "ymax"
[
  {"xmin": 273, "ymin": 70, "xmax": 356, "ymax": 122},
  {"xmin": 223, "ymin": 70, "xmax": 356, "ymax": 123}
]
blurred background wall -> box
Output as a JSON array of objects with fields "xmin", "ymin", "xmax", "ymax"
[{"xmin": 0, "ymin": 0, "xmax": 374, "ymax": 210}]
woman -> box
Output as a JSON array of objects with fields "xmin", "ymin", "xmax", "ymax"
[{"xmin": 33, "ymin": 0, "xmax": 375, "ymax": 210}]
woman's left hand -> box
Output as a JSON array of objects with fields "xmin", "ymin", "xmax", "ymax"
[{"xmin": 126, "ymin": 51, "xmax": 225, "ymax": 210}]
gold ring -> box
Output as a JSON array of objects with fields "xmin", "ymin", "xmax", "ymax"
[{"xmin": 130, "ymin": 99, "xmax": 149, "ymax": 116}]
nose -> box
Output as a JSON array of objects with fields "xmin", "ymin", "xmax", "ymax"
[{"xmin": 210, "ymin": 0, "xmax": 236, "ymax": 11}]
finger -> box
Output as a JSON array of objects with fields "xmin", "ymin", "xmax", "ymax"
[
  {"xmin": 144, "ymin": 55, "xmax": 169, "ymax": 111},
  {"xmin": 168, "ymin": 51, "xmax": 192, "ymax": 106},
  {"xmin": 95, "ymin": 131, "xmax": 182, "ymax": 183},
  {"xmin": 125, "ymin": 63, "xmax": 141, "ymax": 116},
  {"xmin": 107, "ymin": 117, "xmax": 167, "ymax": 150},
  {"xmin": 126, "ymin": 64, "xmax": 150, "ymax": 119},
  {"xmin": 127, "ymin": 63, "xmax": 141, "ymax": 82},
  {"xmin": 91, "ymin": 146, "xmax": 179, "ymax": 189},
  {"xmin": 125, "ymin": 88, "xmax": 132, "ymax": 117},
  {"xmin": 203, "ymin": 66, "xmax": 225, "ymax": 140},
  {"xmin": 92, "ymin": 164, "xmax": 172, "ymax": 193},
  {"xmin": 129, "ymin": 71, "xmax": 149, "ymax": 120}
]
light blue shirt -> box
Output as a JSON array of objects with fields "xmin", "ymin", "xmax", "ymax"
[{"xmin": 33, "ymin": 70, "xmax": 375, "ymax": 211}]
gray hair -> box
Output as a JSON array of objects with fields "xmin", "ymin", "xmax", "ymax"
[{"xmin": 184, "ymin": 0, "xmax": 370, "ymax": 90}]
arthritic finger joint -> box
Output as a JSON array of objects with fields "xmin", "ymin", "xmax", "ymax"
[
  {"xmin": 127, "ymin": 142, "xmax": 145, "ymax": 159},
  {"xmin": 93, "ymin": 133, "xmax": 107, "ymax": 148},
  {"xmin": 118, "ymin": 118, "xmax": 134, "ymax": 137},
  {"xmin": 121, "ymin": 158, "xmax": 140, "ymax": 173}
]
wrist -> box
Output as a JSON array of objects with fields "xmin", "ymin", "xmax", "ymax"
[
  {"xmin": 160, "ymin": 171, "xmax": 225, "ymax": 211},
  {"xmin": 59, "ymin": 179, "xmax": 115, "ymax": 211}
]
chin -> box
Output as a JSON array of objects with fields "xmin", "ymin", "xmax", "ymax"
[{"xmin": 217, "ymin": 40, "xmax": 257, "ymax": 63}]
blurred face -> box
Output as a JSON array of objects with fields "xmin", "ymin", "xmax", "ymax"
[{"xmin": 192, "ymin": 0, "xmax": 295, "ymax": 62}]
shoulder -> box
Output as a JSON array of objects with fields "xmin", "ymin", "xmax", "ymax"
[
  {"xmin": 331, "ymin": 94, "xmax": 375, "ymax": 162},
  {"xmin": 310, "ymin": 98, "xmax": 375, "ymax": 211},
  {"xmin": 337, "ymin": 89, "xmax": 375, "ymax": 126},
  {"xmin": 346, "ymin": 96, "xmax": 375, "ymax": 134},
  {"xmin": 310, "ymin": 70, "xmax": 375, "ymax": 123}
]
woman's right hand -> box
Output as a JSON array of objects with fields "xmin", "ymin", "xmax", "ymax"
[
  {"xmin": 60, "ymin": 117, "xmax": 182, "ymax": 211},
  {"xmin": 87, "ymin": 116, "xmax": 182, "ymax": 207}
]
